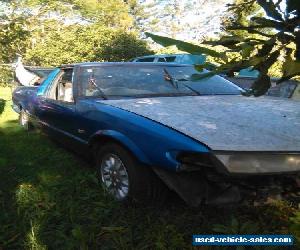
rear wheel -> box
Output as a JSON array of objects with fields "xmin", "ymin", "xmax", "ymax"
[
  {"xmin": 19, "ymin": 110, "xmax": 32, "ymax": 131},
  {"xmin": 96, "ymin": 142, "xmax": 167, "ymax": 204}
]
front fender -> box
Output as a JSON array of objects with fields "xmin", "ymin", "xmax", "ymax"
[
  {"xmin": 12, "ymin": 86, "xmax": 38, "ymax": 113},
  {"xmin": 79, "ymin": 100, "xmax": 210, "ymax": 171},
  {"xmin": 89, "ymin": 129, "xmax": 151, "ymax": 165}
]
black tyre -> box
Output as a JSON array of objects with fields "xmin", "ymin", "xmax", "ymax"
[
  {"xmin": 96, "ymin": 142, "xmax": 167, "ymax": 204},
  {"xmin": 19, "ymin": 110, "xmax": 32, "ymax": 131}
]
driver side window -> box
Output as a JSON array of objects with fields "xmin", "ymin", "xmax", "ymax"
[{"xmin": 47, "ymin": 68, "xmax": 74, "ymax": 102}]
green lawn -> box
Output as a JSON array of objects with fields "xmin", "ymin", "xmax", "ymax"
[{"xmin": 0, "ymin": 86, "xmax": 299, "ymax": 250}]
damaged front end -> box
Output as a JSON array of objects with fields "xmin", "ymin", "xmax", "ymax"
[{"xmin": 152, "ymin": 151, "xmax": 300, "ymax": 207}]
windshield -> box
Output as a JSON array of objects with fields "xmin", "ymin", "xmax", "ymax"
[
  {"xmin": 78, "ymin": 65, "xmax": 242, "ymax": 98},
  {"xmin": 166, "ymin": 67, "xmax": 243, "ymax": 95}
]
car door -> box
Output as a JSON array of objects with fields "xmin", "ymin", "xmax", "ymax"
[{"xmin": 35, "ymin": 67, "xmax": 85, "ymax": 151}]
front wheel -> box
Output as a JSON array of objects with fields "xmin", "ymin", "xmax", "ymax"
[
  {"xmin": 96, "ymin": 143, "xmax": 167, "ymax": 204},
  {"xmin": 100, "ymin": 152, "xmax": 130, "ymax": 200},
  {"xmin": 19, "ymin": 110, "xmax": 32, "ymax": 131}
]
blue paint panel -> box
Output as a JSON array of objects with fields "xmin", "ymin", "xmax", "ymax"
[{"xmin": 76, "ymin": 99, "xmax": 209, "ymax": 171}]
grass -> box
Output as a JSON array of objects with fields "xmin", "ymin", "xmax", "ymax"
[{"xmin": 0, "ymin": 86, "xmax": 299, "ymax": 250}]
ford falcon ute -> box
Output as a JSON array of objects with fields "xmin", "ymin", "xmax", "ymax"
[{"xmin": 11, "ymin": 62, "xmax": 300, "ymax": 206}]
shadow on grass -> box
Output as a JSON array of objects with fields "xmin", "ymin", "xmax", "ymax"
[
  {"xmin": 0, "ymin": 120, "xmax": 298, "ymax": 250},
  {"xmin": 0, "ymin": 98, "xmax": 5, "ymax": 116}
]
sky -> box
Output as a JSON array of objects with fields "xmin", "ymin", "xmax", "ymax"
[
  {"xmin": 0, "ymin": 0, "xmax": 232, "ymax": 42},
  {"xmin": 140, "ymin": 0, "xmax": 232, "ymax": 42}
]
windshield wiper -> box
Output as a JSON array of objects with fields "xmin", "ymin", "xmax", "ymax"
[
  {"xmin": 88, "ymin": 78, "xmax": 107, "ymax": 100},
  {"xmin": 163, "ymin": 68, "xmax": 178, "ymax": 89},
  {"xmin": 163, "ymin": 69, "xmax": 201, "ymax": 96}
]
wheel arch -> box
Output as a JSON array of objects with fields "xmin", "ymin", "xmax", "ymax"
[{"xmin": 88, "ymin": 130, "xmax": 151, "ymax": 165}]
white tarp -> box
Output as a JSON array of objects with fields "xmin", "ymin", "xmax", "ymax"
[{"xmin": 15, "ymin": 57, "xmax": 40, "ymax": 86}]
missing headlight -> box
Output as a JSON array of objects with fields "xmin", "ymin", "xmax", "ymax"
[{"xmin": 177, "ymin": 152, "xmax": 214, "ymax": 171}]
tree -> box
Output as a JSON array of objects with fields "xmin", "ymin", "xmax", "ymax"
[
  {"xmin": 24, "ymin": 24, "xmax": 151, "ymax": 66},
  {"xmin": 136, "ymin": 0, "xmax": 228, "ymax": 42},
  {"xmin": 0, "ymin": 0, "xmax": 151, "ymax": 66},
  {"xmin": 221, "ymin": 0, "xmax": 263, "ymax": 37},
  {"xmin": 0, "ymin": 1, "xmax": 31, "ymax": 63},
  {"xmin": 146, "ymin": 0, "xmax": 300, "ymax": 96}
]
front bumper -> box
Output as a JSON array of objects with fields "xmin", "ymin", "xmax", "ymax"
[
  {"xmin": 153, "ymin": 158, "xmax": 300, "ymax": 207},
  {"xmin": 204, "ymin": 170, "xmax": 300, "ymax": 206}
]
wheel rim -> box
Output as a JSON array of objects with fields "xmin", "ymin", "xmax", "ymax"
[{"xmin": 100, "ymin": 153, "xmax": 129, "ymax": 200}]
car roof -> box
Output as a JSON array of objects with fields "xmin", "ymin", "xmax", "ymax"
[
  {"xmin": 60, "ymin": 62, "xmax": 194, "ymax": 68},
  {"xmin": 134, "ymin": 54, "xmax": 184, "ymax": 58}
]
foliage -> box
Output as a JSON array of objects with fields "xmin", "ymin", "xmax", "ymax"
[
  {"xmin": 290, "ymin": 211, "xmax": 300, "ymax": 242},
  {"xmin": 100, "ymin": 31, "xmax": 152, "ymax": 62},
  {"xmin": 25, "ymin": 24, "xmax": 151, "ymax": 66},
  {"xmin": 146, "ymin": 0, "xmax": 300, "ymax": 96},
  {"xmin": 0, "ymin": 98, "xmax": 4, "ymax": 115},
  {"xmin": 0, "ymin": 15, "xmax": 30, "ymax": 63},
  {"xmin": 145, "ymin": 33, "xmax": 222, "ymax": 58},
  {"xmin": 0, "ymin": 87, "xmax": 299, "ymax": 249},
  {"xmin": 0, "ymin": 66, "xmax": 13, "ymax": 87},
  {"xmin": 21, "ymin": 0, "xmax": 134, "ymax": 27},
  {"xmin": 0, "ymin": 0, "xmax": 151, "ymax": 85},
  {"xmin": 155, "ymin": 45, "xmax": 180, "ymax": 55},
  {"xmin": 213, "ymin": 217, "xmax": 259, "ymax": 234},
  {"xmin": 221, "ymin": 0, "xmax": 263, "ymax": 38},
  {"xmin": 212, "ymin": 218, "xmax": 265, "ymax": 250},
  {"xmin": 139, "ymin": 0, "xmax": 229, "ymax": 42}
]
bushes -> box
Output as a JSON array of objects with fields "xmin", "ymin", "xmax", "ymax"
[
  {"xmin": 24, "ymin": 25, "xmax": 152, "ymax": 67},
  {"xmin": 0, "ymin": 66, "xmax": 14, "ymax": 87}
]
